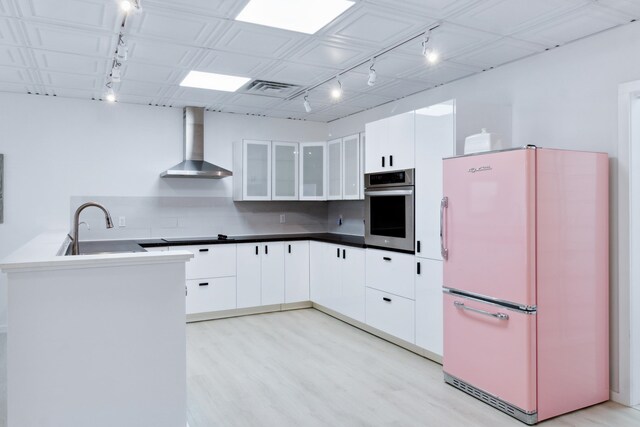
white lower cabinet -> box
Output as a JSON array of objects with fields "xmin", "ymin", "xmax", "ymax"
[
  {"xmin": 236, "ymin": 242, "xmax": 286, "ymax": 307},
  {"xmin": 309, "ymin": 242, "xmax": 365, "ymax": 322},
  {"xmin": 365, "ymin": 288, "xmax": 415, "ymax": 343},
  {"xmin": 285, "ymin": 241, "xmax": 310, "ymax": 303},
  {"xmin": 186, "ymin": 277, "xmax": 236, "ymax": 314},
  {"xmin": 236, "ymin": 244, "xmax": 262, "ymax": 308},
  {"xmin": 261, "ymin": 242, "xmax": 285, "ymax": 305},
  {"xmin": 415, "ymin": 258, "xmax": 443, "ymax": 356},
  {"xmin": 172, "ymin": 244, "xmax": 237, "ymax": 315},
  {"xmin": 365, "ymin": 249, "xmax": 415, "ymax": 299}
]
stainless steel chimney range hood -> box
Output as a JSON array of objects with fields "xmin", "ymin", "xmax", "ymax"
[{"xmin": 160, "ymin": 107, "xmax": 232, "ymax": 179}]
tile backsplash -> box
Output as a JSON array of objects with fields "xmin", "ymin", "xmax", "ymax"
[{"xmin": 70, "ymin": 196, "xmax": 330, "ymax": 240}]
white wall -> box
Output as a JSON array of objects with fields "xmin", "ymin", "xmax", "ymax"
[
  {"xmin": 0, "ymin": 95, "xmax": 329, "ymax": 329},
  {"xmin": 329, "ymin": 21, "xmax": 640, "ymax": 401}
]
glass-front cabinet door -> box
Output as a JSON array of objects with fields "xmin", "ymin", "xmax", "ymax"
[
  {"xmin": 243, "ymin": 139, "xmax": 271, "ymax": 200},
  {"xmin": 327, "ymin": 138, "xmax": 342, "ymax": 200},
  {"xmin": 342, "ymin": 134, "xmax": 360, "ymax": 200},
  {"xmin": 272, "ymin": 141, "xmax": 299, "ymax": 200},
  {"xmin": 299, "ymin": 142, "xmax": 326, "ymax": 200}
]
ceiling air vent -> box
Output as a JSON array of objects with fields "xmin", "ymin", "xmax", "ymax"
[{"xmin": 244, "ymin": 79, "xmax": 300, "ymax": 96}]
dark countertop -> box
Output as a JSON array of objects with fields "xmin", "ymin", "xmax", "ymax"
[{"xmin": 73, "ymin": 233, "xmax": 371, "ymax": 256}]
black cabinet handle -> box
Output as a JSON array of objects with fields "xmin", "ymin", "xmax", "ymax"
[
  {"xmin": 383, "ymin": 297, "xmax": 392, "ymax": 302},
  {"xmin": 390, "ymin": 155, "xmax": 393, "ymax": 167},
  {"xmin": 265, "ymin": 245, "xmax": 268, "ymax": 255},
  {"xmin": 288, "ymin": 244, "xmax": 291, "ymax": 254},
  {"xmin": 383, "ymin": 257, "xmax": 392, "ymax": 261},
  {"xmin": 199, "ymin": 282, "xmax": 209, "ymax": 287},
  {"xmin": 337, "ymin": 248, "xmax": 340, "ymax": 258},
  {"xmin": 381, "ymin": 156, "xmax": 385, "ymax": 167},
  {"xmin": 199, "ymin": 248, "xmax": 208, "ymax": 253},
  {"xmin": 417, "ymin": 240, "xmax": 421, "ymax": 253},
  {"xmin": 255, "ymin": 246, "xmax": 259, "ymax": 255},
  {"xmin": 342, "ymin": 249, "xmax": 346, "ymax": 259},
  {"xmin": 417, "ymin": 262, "xmax": 421, "ymax": 275}
]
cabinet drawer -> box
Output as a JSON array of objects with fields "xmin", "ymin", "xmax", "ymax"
[
  {"xmin": 365, "ymin": 288, "xmax": 415, "ymax": 343},
  {"xmin": 176, "ymin": 245, "xmax": 236, "ymax": 280},
  {"xmin": 366, "ymin": 249, "xmax": 415, "ymax": 299},
  {"xmin": 186, "ymin": 277, "xmax": 236, "ymax": 315}
]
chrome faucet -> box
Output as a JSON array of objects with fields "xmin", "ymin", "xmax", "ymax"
[{"xmin": 71, "ymin": 202, "xmax": 114, "ymax": 255}]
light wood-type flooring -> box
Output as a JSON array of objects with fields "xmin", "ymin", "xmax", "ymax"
[
  {"xmin": 186, "ymin": 309, "xmax": 640, "ymax": 427},
  {"xmin": 1, "ymin": 310, "xmax": 639, "ymax": 426}
]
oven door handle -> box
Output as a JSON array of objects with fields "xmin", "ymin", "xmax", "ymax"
[{"xmin": 364, "ymin": 189, "xmax": 413, "ymax": 196}]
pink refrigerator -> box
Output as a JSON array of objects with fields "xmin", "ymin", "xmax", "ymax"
[{"xmin": 441, "ymin": 147, "xmax": 609, "ymax": 424}]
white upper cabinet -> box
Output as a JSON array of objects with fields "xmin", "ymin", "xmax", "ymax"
[
  {"xmin": 234, "ymin": 139, "xmax": 272, "ymax": 201},
  {"xmin": 342, "ymin": 134, "xmax": 360, "ymax": 200},
  {"xmin": 299, "ymin": 142, "xmax": 327, "ymax": 200},
  {"xmin": 359, "ymin": 132, "xmax": 365, "ymax": 200},
  {"xmin": 327, "ymin": 138, "xmax": 343, "ymax": 200},
  {"xmin": 365, "ymin": 111, "xmax": 415, "ymax": 173},
  {"xmin": 272, "ymin": 141, "xmax": 299, "ymax": 201},
  {"xmin": 414, "ymin": 100, "xmax": 456, "ymax": 260}
]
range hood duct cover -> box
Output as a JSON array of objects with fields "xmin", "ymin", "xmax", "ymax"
[{"xmin": 160, "ymin": 107, "xmax": 232, "ymax": 179}]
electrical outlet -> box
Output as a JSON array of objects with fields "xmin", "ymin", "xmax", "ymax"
[
  {"xmin": 118, "ymin": 216, "xmax": 126, "ymax": 227},
  {"xmin": 280, "ymin": 214, "xmax": 286, "ymax": 224}
]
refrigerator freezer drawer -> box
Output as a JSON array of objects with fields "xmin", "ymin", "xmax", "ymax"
[{"xmin": 443, "ymin": 292, "xmax": 537, "ymax": 415}]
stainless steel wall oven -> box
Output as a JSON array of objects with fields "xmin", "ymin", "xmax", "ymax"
[{"xmin": 364, "ymin": 169, "xmax": 415, "ymax": 252}]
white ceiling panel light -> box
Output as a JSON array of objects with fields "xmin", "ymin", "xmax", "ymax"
[
  {"xmin": 235, "ymin": 0, "xmax": 355, "ymax": 34},
  {"xmin": 180, "ymin": 71, "xmax": 251, "ymax": 92}
]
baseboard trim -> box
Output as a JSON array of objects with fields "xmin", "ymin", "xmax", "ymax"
[
  {"xmin": 311, "ymin": 303, "xmax": 443, "ymax": 365},
  {"xmin": 186, "ymin": 301, "xmax": 312, "ymax": 323}
]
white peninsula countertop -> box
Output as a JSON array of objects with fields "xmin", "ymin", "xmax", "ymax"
[{"xmin": 1, "ymin": 231, "xmax": 193, "ymax": 427}]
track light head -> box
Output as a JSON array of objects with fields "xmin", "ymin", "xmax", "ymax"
[
  {"xmin": 303, "ymin": 95, "xmax": 312, "ymax": 113},
  {"xmin": 331, "ymin": 75, "xmax": 343, "ymax": 99},
  {"xmin": 422, "ymin": 30, "xmax": 439, "ymax": 65},
  {"xmin": 367, "ymin": 59, "xmax": 377, "ymax": 86},
  {"xmin": 105, "ymin": 81, "xmax": 116, "ymax": 102},
  {"xmin": 111, "ymin": 62, "xmax": 122, "ymax": 82},
  {"xmin": 116, "ymin": 35, "xmax": 128, "ymax": 61},
  {"xmin": 120, "ymin": 0, "xmax": 140, "ymax": 13}
]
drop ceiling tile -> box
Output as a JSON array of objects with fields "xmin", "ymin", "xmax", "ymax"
[
  {"xmin": 0, "ymin": 46, "xmax": 28, "ymax": 67},
  {"xmin": 41, "ymin": 86, "xmax": 99, "ymax": 99},
  {"xmin": 225, "ymin": 93, "xmax": 282, "ymax": 109},
  {"xmin": 0, "ymin": 0, "xmax": 15, "ymax": 16},
  {"xmin": 315, "ymin": 103, "xmax": 364, "ymax": 118},
  {"xmin": 378, "ymin": 0, "xmax": 487, "ymax": 19},
  {"xmin": 449, "ymin": 0, "xmax": 590, "ymax": 35},
  {"xmin": 330, "ymin": 8, "xmax": 431, "ymax": 45},
  {"xmin": 598, "ymin": 0, "xmax": 640, "ymax": 17},
  {"xmin": 127, "ymin": 38, "xmax": 199, "ymax": 68},
  {"xmin": 122, "ymin": 62, "xmax": 179, "ymax": 84},
  {"xmin": 365, "ymin": 79, "xmax": 435, "ymax": 99},
  {"xmin": 258, "ymin": 61, "xmax": 338, "ymax": 87},
  {"xmin": 289, "ymin": 39, "xmax": 371, "ymax": 69},
  {"xmin": 0, "ymin": 81, "xmax": 34, "ymax": 93},
  {"xmin": 347, "ymin": 92, "xmax": 395, "ymax": 109},
  {"xmin": 453, "ymin": 37, "xmax": 545, "ymax": 69},
  {"xmin": 395, "ymin": 24, "xmax": 501, "ymax": 60},
  {"xmin": 214, "ymin": 22, "xmax": 301, "ymax": 58},
  {"xmin": 258, "ymin": 108, "xmax": 307, "ymax": 120},
  {"xmin": 128, "ymin": 8, "xmax": 223, "ymax": 45},
  {"xmin": 117, "ymin": 80, "xmax": 170, "ymax": 98},
  {"xmin": 195, "ymin": 50, "xmax": 271, "ymax": 78},
  {"xmin": 0, "ymin": 65, "xmax": 34, "ymax": 83},
  {"xmin": 363, "ymin": 53, "xmax": 439, "ymax": 81},
  {"xmin": 33, "ymin": 50, "xmax": 106, "ymax": 74},
  {"xmin": 14, "ymin": 0, "xmax": 118, "ymax": 31},
  {"xmin": 0, "ymin": 17, "xmax": 21, "ymax": 45},
  {"xmin": 143, "ymin": 0, "xmax": 241, "ymax": 19},
  {"xmin": 22, "ymin": 22, "xmax": 112, "ymax": 56},
  {"xmin": 513, "ymin": 4, "xmax": 632, "ymax": 46},
  {"xmin": 402, "ymin": 61, "xmax": 480, "ymax": 83},
  {"xmin": 41, "ymin": 71, "xmax": 101, "ymax": 89}
]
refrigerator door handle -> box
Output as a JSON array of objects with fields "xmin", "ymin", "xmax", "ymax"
[
  {"xmin": 440, "ymin": 196, "xmax": 449, "ymax": 260},
  {"xmin": 453, "ymin": 301, "xmax": 509, "ymax": 320}
]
